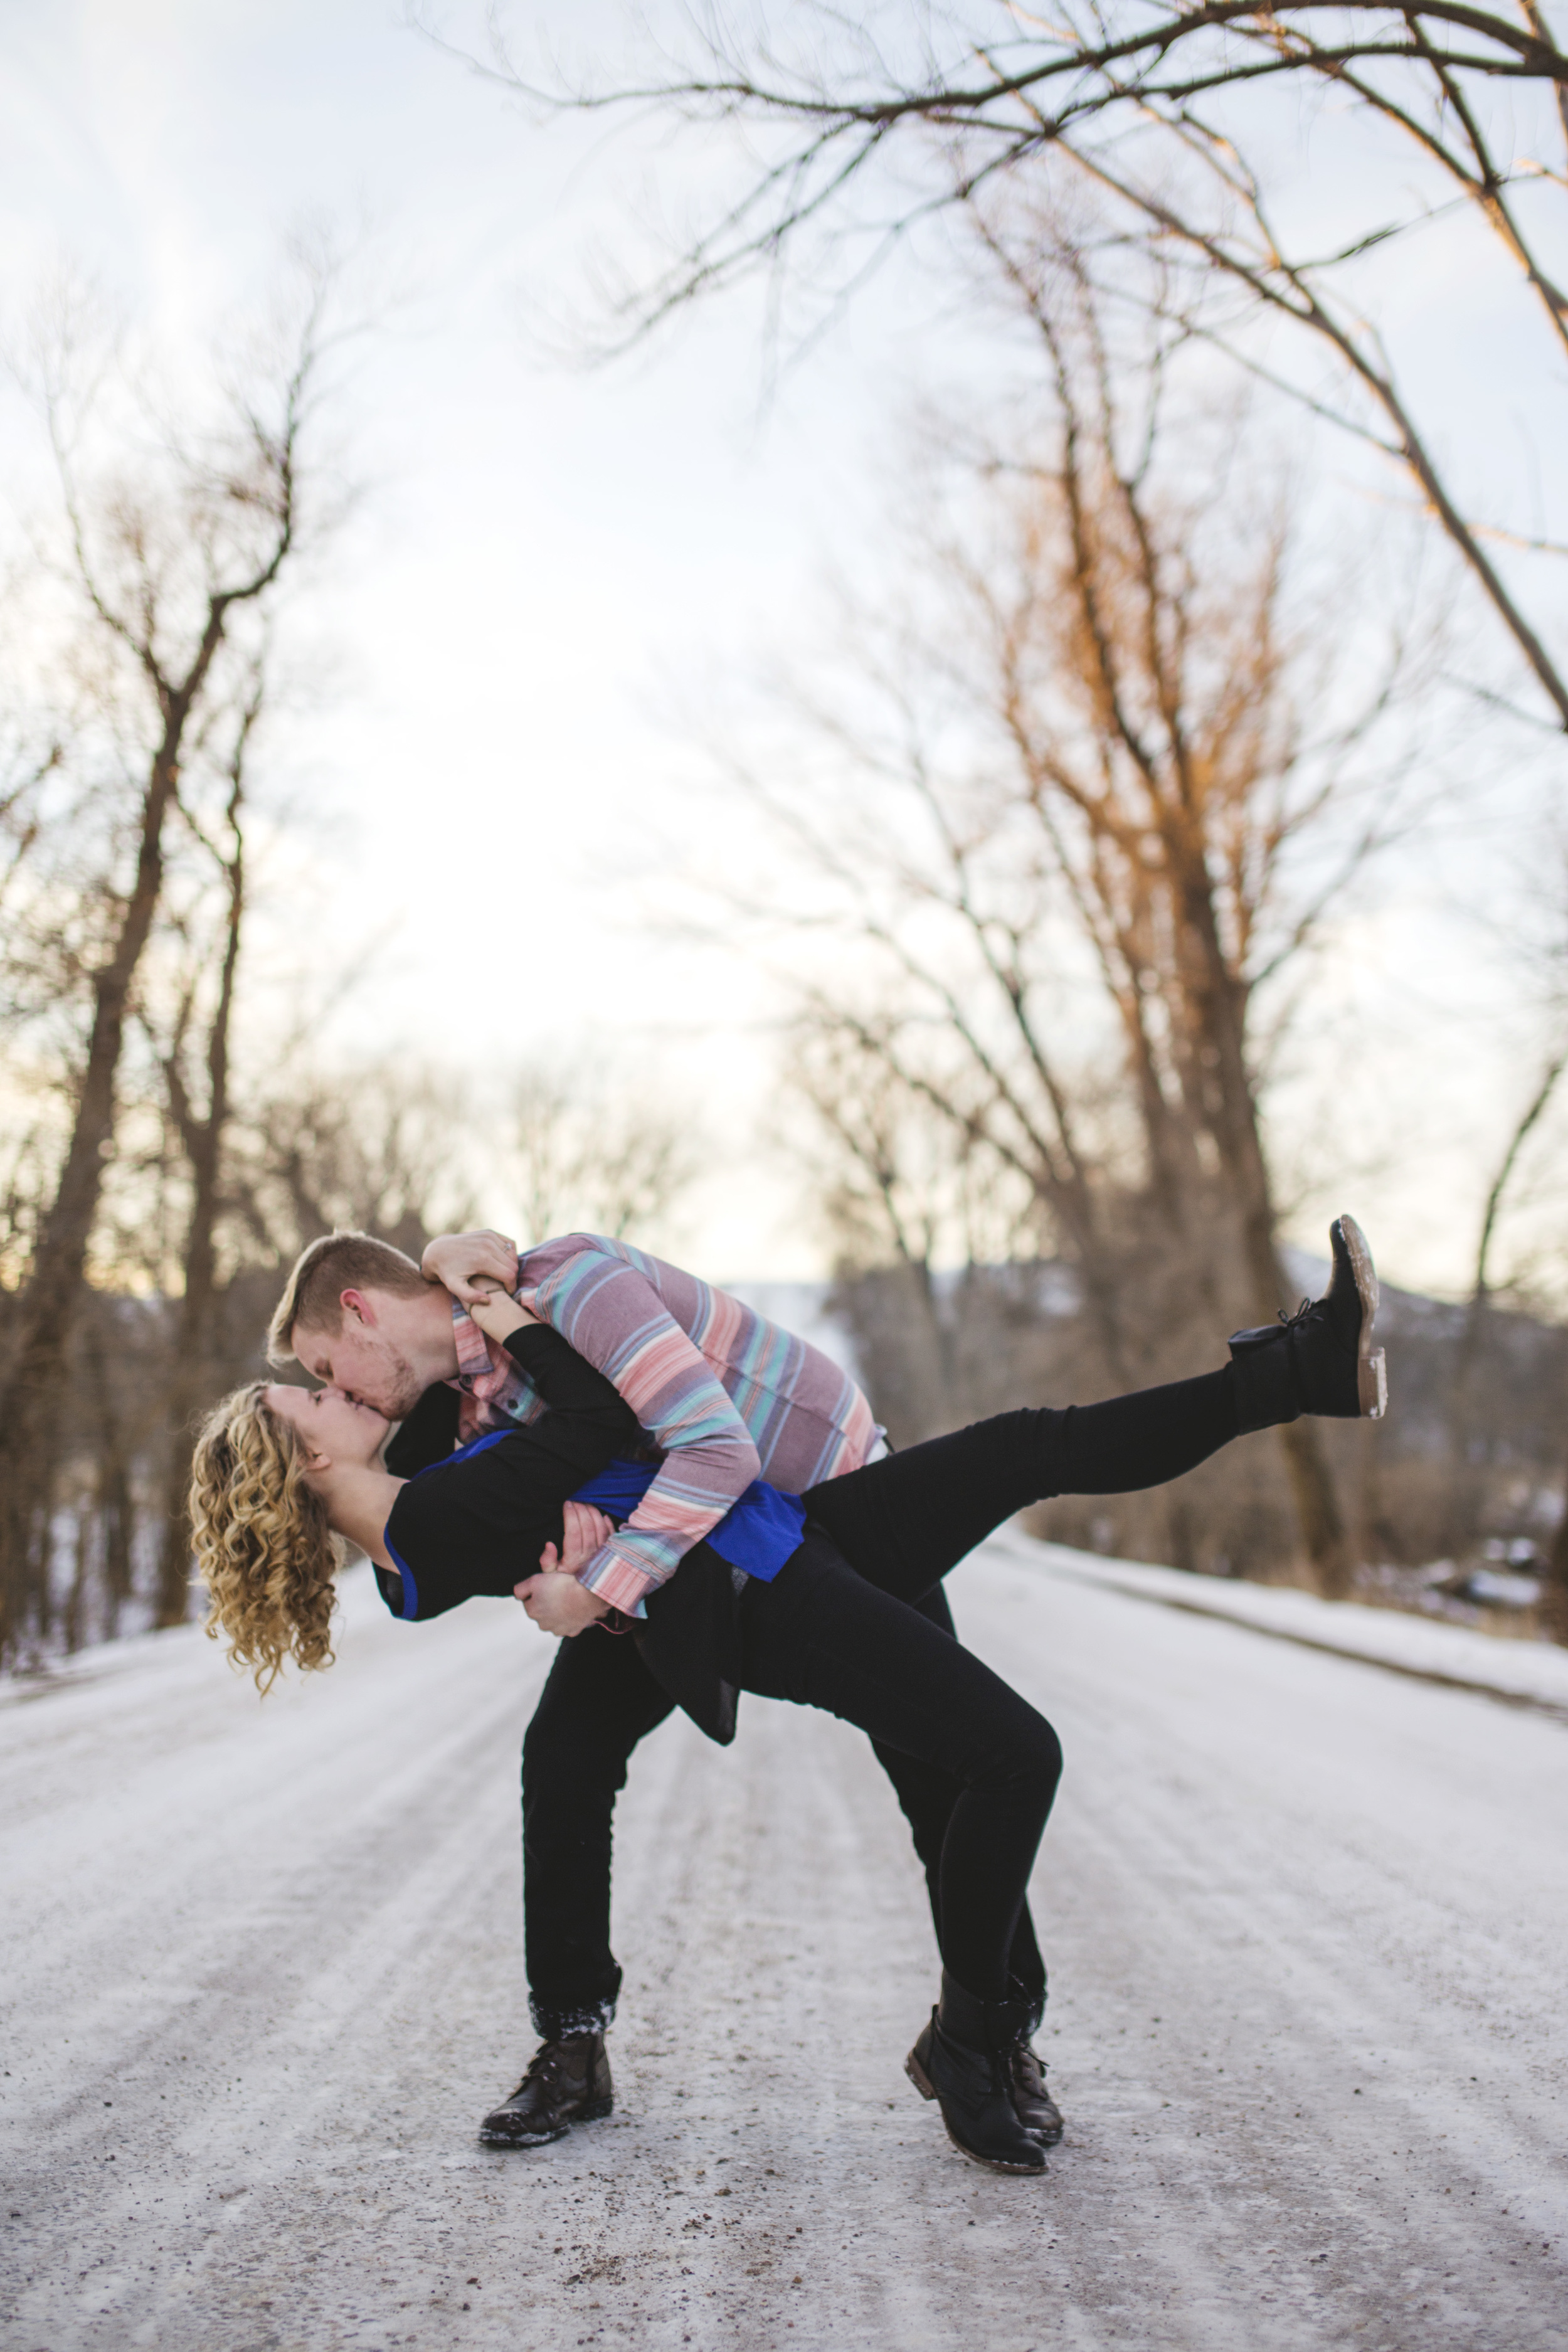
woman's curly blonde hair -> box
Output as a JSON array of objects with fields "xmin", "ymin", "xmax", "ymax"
[{"xmin": 189, "ymin": 1382, "xmax": 344, "ymax": 1693}]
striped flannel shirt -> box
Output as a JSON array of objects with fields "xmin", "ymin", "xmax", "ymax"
[{"xmin": 448, "ymin": 1233, "xmax": 878, "ymax": 1615}]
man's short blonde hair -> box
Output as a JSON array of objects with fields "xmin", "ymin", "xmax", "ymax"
[{"xmin": 267, "ymin": 1230, "xmax": 428, "ymax": 1367}]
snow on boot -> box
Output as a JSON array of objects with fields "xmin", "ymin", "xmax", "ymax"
[
  {"xmin": 478, "ymin": 2032, "xmax": 613, "ymax": 2149},
  {"xmin": 1229, "ymin": 1214, "xmax": 1387, "ymax": 1434},
  {"xmin": 905, "ymin": 1972, "xmax": 1049, "ymax": 2175}
]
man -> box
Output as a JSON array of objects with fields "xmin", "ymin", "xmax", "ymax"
[{"xmin": 267, "ymin": 1225, "xmax": 1061, "ymax": 2151}]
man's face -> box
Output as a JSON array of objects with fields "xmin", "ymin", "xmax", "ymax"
[
  {"xmin": 265, "ymin": 1383, "xmax": 389, "ymax": 1473},
  {"xmin": 294, "ymin": 1290, "xmax": 426, "ymax": 1419}
]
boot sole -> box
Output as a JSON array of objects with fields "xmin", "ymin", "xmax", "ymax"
[
  {"xmin": 478, "ymin": 2094, "xmax": 613, "ymax": 2149},
  {"xmin": 906, "ymin": 2047, "xmax": 937, "ymax": 2101},
  {"xmin": 905, "ymin": 2049, "xmax": 1049, "ymax": 2175},
  {"xmin": 939, "ymin": 2119, "xmax": 1048, "ymax": 2175},
  {"xmin": 1338, "ymin": 1214, "xmax": 1387, "ymax": 1420}
]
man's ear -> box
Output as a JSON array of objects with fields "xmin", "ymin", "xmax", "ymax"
[{"xmin": 339, "ymin": 1286, "xmax": 375, "ymax": 1328}]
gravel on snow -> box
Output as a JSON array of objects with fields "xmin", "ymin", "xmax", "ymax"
[{"xmin": 3, "ymin": 1539, "xmax": 1566, "ymax": 2352}]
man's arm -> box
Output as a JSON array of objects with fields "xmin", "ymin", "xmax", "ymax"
[
  {"xmin": 383, "ymin": 1321, "xmax": 639, "ymax": 1619},
  {"xmin": 521, "ymin": 1236, "xmax": 763, "ymax": 1616}
]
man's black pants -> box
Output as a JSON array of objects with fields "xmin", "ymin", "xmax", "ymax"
[
  {"xmin": 522, "ymin": 1369, "xmax": 1236, "ymax": 2034},
  {"xmin": 521, "ymin": 1582, "xmax": 1048, "ymax": 2035}
]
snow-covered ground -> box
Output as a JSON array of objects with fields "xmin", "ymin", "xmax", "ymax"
[
  {"xmin": 1012, "ymin": 1537, "xmax": 1568, "ymax": 1719},
  {"xmin": 4, "ymin": 1537, "xmax": 1567, "ymax": 2351}
]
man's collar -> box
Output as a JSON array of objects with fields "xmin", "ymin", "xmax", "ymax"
[{"xmin": 448, "ymin": 1297, "xmax": 495, "ymax": 1391}]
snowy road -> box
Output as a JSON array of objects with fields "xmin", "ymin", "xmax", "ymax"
[{"xmin": 4, "ymin": 1537, "xmax": 1567, "ymax": 2352}]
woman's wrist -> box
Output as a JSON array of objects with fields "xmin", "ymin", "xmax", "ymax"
[
  {"xmin": 467, "ymin": 1282, "xmax": 539, "ymax": 1343},
  {"xmin": 472, "ymin": 1291, "xmax": 531, "ymax": 1340}
]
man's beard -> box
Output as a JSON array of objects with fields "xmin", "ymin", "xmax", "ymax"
[{"xmin": 367, "ymin": 1339, "xmax": 424, "ymax": 1421}]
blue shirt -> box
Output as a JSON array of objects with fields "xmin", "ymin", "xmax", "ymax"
[{"xmin": 571, "ymin": 1459, "xmax": 807, "ymax": 1583}]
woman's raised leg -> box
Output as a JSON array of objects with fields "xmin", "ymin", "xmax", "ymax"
[
  {"xmin": 807, "ymin": 1211, "xmax": 1386, "ymax": 1609},
  {"xmin": 803, "ymin": 1366, "xmax": 1238, "ymax": 1609}
]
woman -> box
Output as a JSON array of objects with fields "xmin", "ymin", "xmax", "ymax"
[{"xmin": 191, "ymin": 1216, "xmax": 1385, "ymax": 2176}]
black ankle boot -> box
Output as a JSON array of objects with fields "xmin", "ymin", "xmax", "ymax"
[
  {"xmin": 478, "ymin": 2032, "xmax": 613, "ymax": 2149},
  {"xmin": 1009, "ymin": 2038, "xmax": 1064, "ymax": 2146},
  {"xmin": 905, "ymin": 1972, "xmax": 1049, "ymax": 2174},
  {"xmin": 1228, "ymin": 1214, "xmax": 1387, "ymax": 1434},
  {"xmin": 995, "ymin": 1975, "xmax": 1063, "ymax": 2144}
]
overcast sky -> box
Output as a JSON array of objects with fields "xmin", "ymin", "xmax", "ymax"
[{"xmin": 2, "ymin": 1, "xmax": 1564, "ymax": 1293}]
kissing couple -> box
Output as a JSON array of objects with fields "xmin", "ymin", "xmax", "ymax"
[{"xmin": 192, "ymin": 1219, "xmax": 1386, "ymax": 2175}]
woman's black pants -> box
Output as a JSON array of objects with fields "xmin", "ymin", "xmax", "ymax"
[{"xmin": 525, "ymin": 1367, "xmax": 1238, "ymax": 2025}]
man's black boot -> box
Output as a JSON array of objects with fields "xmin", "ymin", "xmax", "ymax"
[
  {"xmin": 1229, "ymin": 1214, "xmax": 1387, "ymax": 1434},
  {"xmin": 905, "ymin": 1972, "xmax": 1049, "ymax": 2175},
  {"xmin": 1009, "ymin": 2039, "xmax": 1064, "ymax": 2146},
  {"xmin": 478, "ymin": 2032, "xmax": 613, "ymax": 2149},
  {"xmin": 1000, "ymin": 1974, "xmax": 1063, "ymax": 2144},
  {"xmin": 935, "ymin": 1971, "xmax": 1063, "ymax": 2144}
]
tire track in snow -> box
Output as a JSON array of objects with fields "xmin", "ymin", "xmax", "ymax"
[{"xmin": 3, "ymin": 1546, "xmax": 1566, "ymax": 2350}]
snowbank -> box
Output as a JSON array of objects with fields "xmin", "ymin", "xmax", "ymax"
[{"xmin": 997, "ymin": 1528, "xmax": 1568, "ymax": 1719}]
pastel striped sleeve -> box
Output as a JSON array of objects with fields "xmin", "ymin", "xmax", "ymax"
[{"xmin": 528, "ymin": 1241, "xmax": 763, "ymax": 1614}]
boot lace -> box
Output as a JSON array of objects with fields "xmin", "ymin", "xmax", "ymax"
[
  {"xmin": 1011, "ymin": 2042, "xmax": 1049, "ymax": 2095},
  {"xmin": 502, "ymin": 2042, "xmax": 569, "ymax": 2104}
]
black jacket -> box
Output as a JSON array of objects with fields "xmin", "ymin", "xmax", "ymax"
[{"xmin": 378, "ymin": 1323, "xmax": 748, "ymax": 1743}]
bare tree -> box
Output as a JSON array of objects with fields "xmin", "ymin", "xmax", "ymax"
[
  {"xmin": 506, "ymin": 1058, "xmax": 701, "ymax": 1247},
  {"xmin": 226, "ymin": 1062, "xmax": 478, "ymax": 1271},
  {"xmin": 728, "ymin": 268, "xmax": 1421, "ymax": 1586},
  {"xmin": 0, "ymin": 249, "xmax": 354, "ymax": 1658},
  {"xmin": 785, "ymin": 1018, "xmax": 1041, "ymax": 1437},
  {"xmin": 785, "ymin": 1019, "xmax": 1015, "ymax": 1278},
  {"xmin": 445, "ymin": 0, "xmax": 1568, "ymax": 725}
]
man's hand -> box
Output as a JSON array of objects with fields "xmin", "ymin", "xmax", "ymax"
[
  {"xmin": 514, "ymin": 1572, "xmax": 612, "ymax": 1638},
  {"xmin": 422, "ymin": 1229, "xmax": 519, "ymax": 1305}
]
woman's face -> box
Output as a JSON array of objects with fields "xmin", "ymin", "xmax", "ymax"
[{"xmin": 265, "ymin": 1382, "xmax": 389, "ymax": 1475}]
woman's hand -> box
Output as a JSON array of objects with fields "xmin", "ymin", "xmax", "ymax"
[
  {"xmin": 512, "ymin": 1502, "xmax": 615, "ymax": 1638},
  {"xmin": 547, "ymin": 1500, "xmax": 615, "ymax": 1577},
  {"xmin": 465, "ymin": 1276, "xmax": 541, "ymax": 1345},
  {"xmin": 422, "ymin": 1229, "xmax": 519, "ymax": 1305},
  {"xmin": 514, "ymin": 1572, "xmax": 612, "ymax": 1638}
]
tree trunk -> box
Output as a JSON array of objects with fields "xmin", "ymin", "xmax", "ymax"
[
  {"xmin": 1448, "ymin": 1049, "xmax": 1567, "ymax": 1545},
  {"xmin": 62, "ymin": 1518, "xmax": 88, "ymax": 1656},
  {"xmin": 0, "ymin": 743, "xmax": 182, "ymax": 1656},
  {"xmin": 1176, "ymin": 859, "xmax": 1350, "ymax": 1592},
  {"xmin": 151, "ymin": 1177, "xmax": 223, "ymax": 1631},
  {"xmin": 1165, "ymin": 1491, "xmax": 1198, "ymax": 1574},
  {"xmin": 151, "ymin": 1315, "xmax": 213, "ymax": 1629},
  {"xmin": 98, "ymin": 1448, "xmax": 136, "ymax": 1640},
  {"xmin": 1544, "ymin": 1446, "xmax": 1568, "ymax": 1646},
  {"xmin": 77, "ymin": 1311, "xmax": 139, "ymax": 1642},
  {"xmin": 152, "ymin": 768, "xmax": 246, "ymax": 1629}
]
